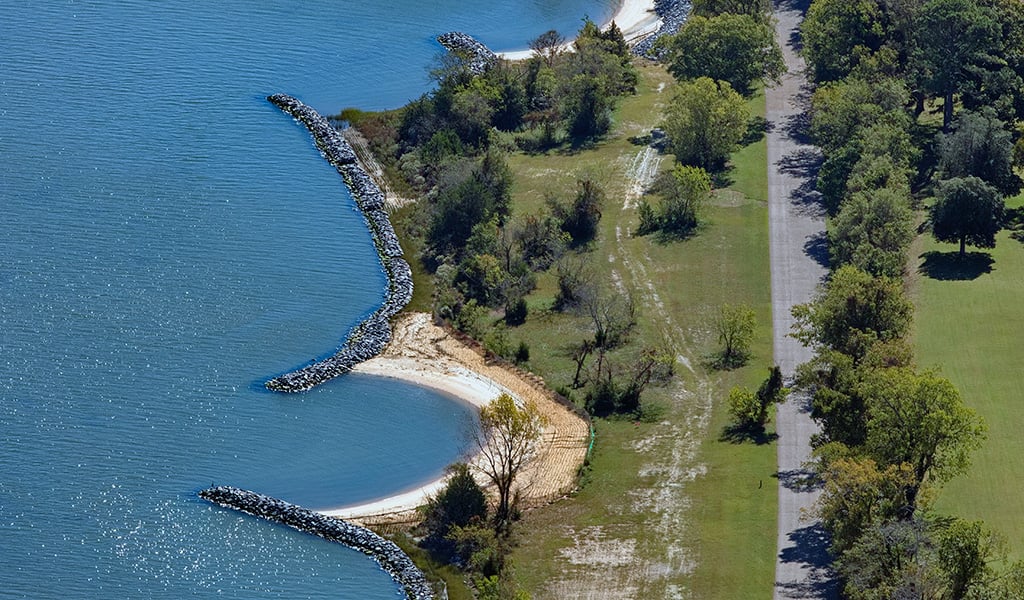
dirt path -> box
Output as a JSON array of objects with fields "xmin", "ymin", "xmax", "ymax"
[
  {"xmin": 766, "ymin": 0, "xmax": 837, "ymax": 597},
  {"xmin": 538, "ymin": 87, "xmax": 719, "ymax": 596}
]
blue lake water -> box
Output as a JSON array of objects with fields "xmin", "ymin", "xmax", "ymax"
[{"xmin": 0, "ymin": 1, "xmax": 615, "ymax": 597}]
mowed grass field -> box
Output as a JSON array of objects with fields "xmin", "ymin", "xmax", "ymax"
[
  {"xmin": 503, "ymin": 63, "xmax": 777, "ymax": 598},
  {"xmin": 911, "ymin": 191, "xmax": 1024, "ymax": 559}
]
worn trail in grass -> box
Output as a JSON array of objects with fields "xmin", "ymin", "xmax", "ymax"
[{"xmin": 507, "ymin": 63, "xmax": 776, "ymax": 599}]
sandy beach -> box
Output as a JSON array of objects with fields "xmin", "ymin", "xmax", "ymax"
[
  {"xmin": 319, "ymin": 313, "xmax": 590, "ymax": 525},
  {"xmin": 498, "ymin": 0, "xmax": 660, "ymax": 60}
]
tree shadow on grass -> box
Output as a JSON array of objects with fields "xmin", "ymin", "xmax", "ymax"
[
  {"xmin": 702, "ymin": 350, "xmax": 749, "ymax": 371},
  {"xmin": 917, "ymin": 251, "xmax": 994, "ymax": 281},
  {"xmin": 1006, "ymin": 206, "xmax": 1024, "ymax": 243},
  {"xmin": 721, "ymin": 423, "xmax": 779, "ymax": 445}
]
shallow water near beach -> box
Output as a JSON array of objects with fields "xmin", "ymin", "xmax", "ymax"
[{"xmin": 0, "ymin": 1, "xmax": 615, "ymax": 597}]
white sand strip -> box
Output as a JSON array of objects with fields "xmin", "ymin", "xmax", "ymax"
[
  {"xmin": 498, "ymin": 0, "xmax": 660, "ymax": 60},
  {"xmin": 314, "ymin": 313, "xmax": 590, "ymax": 524},
  {"xmin": 318, "ymin": 359, "xmax": 506, "ymax": 519}
]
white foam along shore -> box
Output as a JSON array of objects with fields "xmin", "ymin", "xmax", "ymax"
[
  {"xmin": 497, "ymin": 0, "xmax": 660, "ymax": 60},
  {"xmin": 318, "ymin": 358, "xmax": 516, "ymax": 519}
]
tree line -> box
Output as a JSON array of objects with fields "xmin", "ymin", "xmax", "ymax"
[{"xmin": 795, "ymin": 0, "xmax": 1024, "ymax": 596}]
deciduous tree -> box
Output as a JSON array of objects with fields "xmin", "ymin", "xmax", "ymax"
[
  {"xmin": 801, "ymin": 0, "xmax": 886, "ymax": 82},
  {"xmin": 663, "ymin": 77, "xmax": 749, "ymax": 170},
  {"xmin": 938, "ymin": 108, "xmax": 1022, "ymax": 196},
  {"xmin": 913, "ymin": 0, "xmax": 1001, "ymax": 130},
  {"xmin": 714, "ymin": 303, "xmax": 757, "ymax": 367},
  {"xmin": 663, "ymin": 14, "xmax": 785, "ymax": 94},
  {"xmin": 792, "ymin": 265, "xmax": 913, "ymax": 363},
  {"xmin": 473, "ymin": 393, "xmax": 545, "ymax": 529},
  {"xmin": 829, "ymin": 187, "xmax": 914, "ymax": 277},
  {"xmin": 930, "ymin": 176, "xmax": 1005, "ymax": 257},
  {"xmin": 862, "ymin": 367, "xmax": 986, "ymax": 512}
]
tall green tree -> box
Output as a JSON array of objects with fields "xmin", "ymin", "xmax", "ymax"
[
  {"xmin": 930, "ymin": 176, "xmax": 1005, "ymax": 257},
  {"xmin": 422, "ymin": 462, "xmax": 488, "ymax": 547},
  {"xmin": 639, "ymin": 164, "xmax": 712, "ymax": 237},
  {"xmin": 801, "ymin": 0, "xmax": 886, "ymax": 82},
  {"xmin": 861, "ymin": 367, "xmax": 986, "ymax": 512},
  {"xmin": 792, "ymin": 265, "xmax": 913, "ymax": 363},
  {"xmin": 662, "ymin": 77, "xmax": 749, "ymax": 170},
  {"xmin": 692, "ymin": 0, "xmax": 771, "ymax": 19},
  {"xmin": 938, "ymin": 108, "xmax": 1022, "ymax": 195},
  {"xmin": 830, "ymin": 187, "xmax": 914, "ymax": 277},
  {"xmin": 714, "ymin": 303, "xmax": 757, "ymax": 367},
  {"xmin": 428, "ymin": 149, "xmax": 512, "ymax": 258},
  {"xmin": 663, "ymin": 14, "xmax": 785, "ymax": 95},
  {"xmin": 550, "ymin": 177, "xmax": 604, "ymax": 247},
  {"xmin": 913, "ymin": 0, "xmax": 1001, "ymax": 130}
]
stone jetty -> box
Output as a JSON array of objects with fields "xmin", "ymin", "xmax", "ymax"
[
  {"xmin": 264, "ymin": 94, "xmax": 413, "ymax": 393},
  {"xmin": 632, "ymin": 0, "xmax": 693, "ymax": 57},
  {"xmin": 199, "ymin": 486, "xmax": 434, "ymax": 600},
  {"xmin": 437, "ymin": 32, "xmax": 497, "ymax": 75}
]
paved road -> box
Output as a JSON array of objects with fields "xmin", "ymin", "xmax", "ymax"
[{"xmin": 766, "ymin": 0, "xmax": 838, "ymax": 598}]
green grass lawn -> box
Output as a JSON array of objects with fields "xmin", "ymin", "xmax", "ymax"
[
  {"xmin": 911, "ymin": 192, "xmax": 1024, "ymax": 559},
  {"xmin": 505, "ymin": 63, "xmax": 777, "ymax": 598}
]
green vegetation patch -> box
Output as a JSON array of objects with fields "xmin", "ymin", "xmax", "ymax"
[
  {"xmin": 913, "ymin": 192, "xmax": 1024, "ymax": 559},
  {"xmin": 508, "ymin": 64, "xmax": 776, "ymax": 598}
]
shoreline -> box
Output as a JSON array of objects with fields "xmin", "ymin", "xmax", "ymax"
[
  {"xmin": 497, "ymin": 0, "xmax": 661, "ymax": 60},
  {"xmin": 319, "ymin": 313, "xmax": 590, "ymax": 525}
]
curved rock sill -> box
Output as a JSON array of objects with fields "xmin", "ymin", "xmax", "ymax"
[
  {"xmin": 199, "ymin": 486, "xmax": 435, "ymax": 600},
  {"xmin": 263, "ymin": 94, "xmax": 413, "ymax": 393}
]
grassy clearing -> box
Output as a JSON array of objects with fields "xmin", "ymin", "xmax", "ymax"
[
  {"xmin": 910, "ymin": 191, "xmax": 1024, "ymax": 559},
  {"xmin": 505, "ymin": 63, "xmax": 777, "ymax": 598}
]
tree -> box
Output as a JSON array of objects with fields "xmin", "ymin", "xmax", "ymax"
[
  {"xmin": 913, "ymin": 0, "xmax": 1001, "ymax": 130},
  {"xmin": 692, "ymin": 0, "xmax": 771, "ymax": 19},
  {"xmin": 562, "ymin": 74, "xmax": 614, "ymax": 139},
  {"xmin": 714, "ymin": 303, "xmax": 757, "ymax": 368},
  {"xmin": 428, "ymin": 150, "xmax": 512, "ymax": 259},
  {"xmin": 792, "ymin": 265, "xmax": 913, "ymax": 363},
  {"xmin": 473, "ymin": 393, "xmax": 545, "ymax": 529},
  {"xmin": 422, "ymin": 463, "xmax": 488, "ymax": 548},
  {"xmin": 861, "ymin": 367, "xmax": 986, "ymax": 512},
  {"xmin": 552, "ymin": 254, "xmax": 595, "ymax": 312},
  {"xmin": 810, "ymin": 77, "xmax": 909, "ymax": 156},
  {"xmin": 556, "ymin": 18, "xmax": 637, "ymax": 140},
  {"xmin": 938, "ymin": 108, "xmax": 1022, "ymax": 196},
  {"xmin": 550, "ymin": 177, "xmax": 604, "ymax": 247},
  {"xmin": 801, "ymin": 0, "xmax": 886, "ymax": 82},
  {"xmin": 937, "ymin": 519, "xmax": 1004, "ymax": 600},
  {"xmin": 829, "ymin": 187, "xmax": 914, "ymax": 277},
  {"xmin": 640, "ymin": 164, "xmax": 711, "ymax": 238},
  {"xmin": 664, "ymin": 14, "xmax": 785, "ymax": 95},
  {"xmin": 728, "ymin": 366, "xmax": 786, "ymax": 431},
  {"xmin": 663, "ymin": 77, "xmax": 749, "ymax": 170},
  {"xmin": 930, "ymin": 176, "xmax": 1005, "ymax": 257},
  {"xmin": 815, "ymin": 456, "xmax": 916, "ymax": 555},
  {"xmin": 529, "ymin": 29, "xmax": 566, "ymax": 67}
]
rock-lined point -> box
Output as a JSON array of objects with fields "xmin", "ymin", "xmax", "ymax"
[
  {"xmin": 264, "ymin": 94, "xmax": 413, "ymax": 393},
  {"xmin": 199, "ymin": 486, "xmax": 434, "ymax": 600},
  {"xmin": 436, "ymin": 31, "xmax": 498, "ymax": 74}
]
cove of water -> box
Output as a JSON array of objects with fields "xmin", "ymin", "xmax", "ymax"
[{"xmin": 0, "ymin": 1, "xmax": 615, "ymax": 598}]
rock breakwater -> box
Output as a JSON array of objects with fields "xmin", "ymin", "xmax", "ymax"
[
  {"xmin": 264, "ymin": 94, "xmax": 413, "ymax": 393},
  {"xmin": 199, "ymin": 486, "xmax": 434, "ymax": 600},
  {"xmin": 437, "ymin": 32, "xmax": 497, "ymax": 74},
  {"xmin": 632, "ymin": 0, "xmax": 693, "ymax": 57}
]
